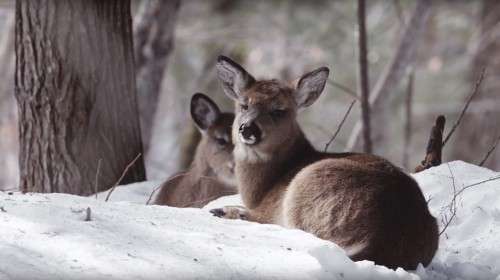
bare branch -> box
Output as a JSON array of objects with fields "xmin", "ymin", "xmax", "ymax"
[
  {"xmin": 105, "ymin": 153, "xmax": 143, "ymax": 202},
  {"xmin": 479, "ymin": 134, "xmax": 500, "ymax": 167},
  {"xmin": 442, "ymin": 68, "xmax": 486, "ymax": 147},
  {"xmin": 324, "ymin": 99, "xmax": 357, "ymax": 152},
  {"xmin": 439, "ymin": 164, "xmax": 458, "ymax": 236},
  {"xmin": 327, "ymin": 79, "xmax": 359, "ymax": 100},
  {"xmin": 455, "ymin": 175, "xmax": 500, "ymax": 198},
  {"xmin": 146, "ymin": 184, "xmax": 162, "ymax": 205},
  {"xmin": 357, "ymin": 0, "xmax": 372, "ymax": 153}
]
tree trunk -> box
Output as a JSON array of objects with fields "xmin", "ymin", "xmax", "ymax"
[
  {"xmin": 452, "ymin": 0, "xmax": 500, "ymax": 170},
  {"xmin": 347, "ymin": 0, "xmax": 431, "ymax": 154},
  {"xmin": 15, "ymin": 0, "xmax": 146, "ymax": 195},
  {"xmin": 134, "ymin": 0, "xmax": 180, "ymax": 153},
  {"xmin": 357, "ymin": 0, "xmax": 372, "ymax": 153}
]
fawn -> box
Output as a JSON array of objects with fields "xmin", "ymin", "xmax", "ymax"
[
  {"xmin": 155, "ymin": 93, "xmax": 237, "ymax": 208},
  {"xmin": 210, "ymin": 56, "xmax": 438, "ymax": 270}
]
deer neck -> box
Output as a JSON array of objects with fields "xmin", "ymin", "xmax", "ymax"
[{"xmin": 234, "ymin": 125, "xmax": 315, "ymax": 209}]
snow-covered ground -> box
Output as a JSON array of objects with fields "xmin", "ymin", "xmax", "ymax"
[{"xmin": 0, "ymin": 161, "xmax": 499, "ymax": 279}]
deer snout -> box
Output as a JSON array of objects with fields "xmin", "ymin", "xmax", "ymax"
[{"xmin": 239, "ymin": 122, "xmax": 261, "ymax": 145}]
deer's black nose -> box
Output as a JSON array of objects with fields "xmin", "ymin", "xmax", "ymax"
[{"xmin": 239, "ymin": 122, "xmax": 261, "ymax": 145}]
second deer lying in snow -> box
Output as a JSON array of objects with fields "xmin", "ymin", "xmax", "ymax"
[
  {"xmin": 210, "ymin": 56, "xmax": 438, "ymax": 270},
  {"xmin": 155, "ymin": 93, "xmax": 237, "ymax": 208}
]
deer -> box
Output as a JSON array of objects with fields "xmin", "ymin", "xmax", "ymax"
[
  {"xmin": 154, "ymin": 93, "xmax": 237, "ymax": 208},
  {"xmin": 209, "ymin": 56, "xmax": 439, "ymax": 270}
]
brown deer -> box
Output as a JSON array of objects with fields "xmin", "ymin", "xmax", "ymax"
[
  {"xmin": 155, "ymin": 93, "xmax": 237, "ymax": 208},
  {"xmin": 210, "ymin": 56, "xmax": 438, "ymax": 270}
]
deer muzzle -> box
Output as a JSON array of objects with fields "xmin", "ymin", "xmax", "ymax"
[{"xmin": 239, "ymin": 122, "xmax": 261, "ymax": 145}]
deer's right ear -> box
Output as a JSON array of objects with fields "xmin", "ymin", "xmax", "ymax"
[
  {"xmin": 191, "ymin": 93, "xmax": 221, "ymax": 131},
  {"xmin": 216, "ymin": 55, "xmax": 255, "ymax": 100}
]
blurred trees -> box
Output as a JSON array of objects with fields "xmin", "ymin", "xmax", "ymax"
[
  {"xmin": 452, "ymin": 0, "xmax": 500, "ymax": 170},
  {"xmin": 0, "ymin": 12, "xmax": 16, "ymax": 188},
  {"xmin": 134, "ymin": 0, "xmax": 180, "ymax": 153},
  {"xmin": 15, "ymin": 0, "xmax": 145, "ymax": 194}
]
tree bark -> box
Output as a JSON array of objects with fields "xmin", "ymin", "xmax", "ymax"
[
  {"xmin": 357, "ymin": 0, "xmax": 372, "ymax": 153},
  {"xmin": 134, "ymin": 0, "xmax": 180, "ymax": 153},
  {"xmin": 15, "ymin": 0, "xmax": 146, "ymax": 195},
  {"xmin": 347, "ymin": 0, "xmax": 431, "ymax": 154},
  {"xmin": 451, "ymin": 0, "xmax": 500, "ymax": 170}
]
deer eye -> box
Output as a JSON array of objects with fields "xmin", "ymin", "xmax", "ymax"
[
  {"xmin": 270, "ymin": 109, "xmax": 286, "ymax": 119},
  {"xmin": 215, "ymin": 137, "xmax": 228, "ymax": 147},
  {"xmin": 240, "ymin": 104, "xmax": 248, "ymax": 111}
]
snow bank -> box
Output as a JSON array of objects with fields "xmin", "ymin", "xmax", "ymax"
[{"xmin": 1, "ymin": 161, "xmax": 499, "ymax": 279}]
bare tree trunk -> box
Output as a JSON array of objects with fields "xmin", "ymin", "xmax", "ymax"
[
  {"xmin": 15, "ymin": 0, "xmax": 146, "ymax": 195},
  {"xmin": 0, "ymin": 12, "xmax": 17, "ymax": 189},
  {"xmin": 357, "ymin": 0, "xmax": 372, "ymax": 153},
  {"xmin": 347, "ymin": 0, "xmax": 431, "ymax": 154},
  {"xmin": 452, "ymin": 0, "xmax": 500, "ymax": 170},
  {"xmin": 403, "ymin": 70, "xmax": 414, "ymax": 170},
  {"xmin": 134, "ymin": 0, "xmax": 180, "ymax": 153}
]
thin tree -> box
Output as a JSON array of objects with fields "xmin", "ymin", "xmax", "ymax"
[
  {"xmin": 15, "ymin": 0, "xmax": 146, "ymax": 195},
  {"xmin": 357, "ymin": 0, "xmax": 372, "ymax": 153},
  {"xmin": 134, "ymin": 0, "xmax": 181, "ymax": 153},
  {"xmin": 347, "ymin": 0, "xmax": 431, "ymax": 153}
]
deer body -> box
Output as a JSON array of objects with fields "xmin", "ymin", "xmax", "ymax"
[
  {"xmin": 155, "ymin": 94, "xmax": 237, "ymax": 208},
  {"xmin": 212, "ymin": 56, "xmax": 438, "ymax": 270}
]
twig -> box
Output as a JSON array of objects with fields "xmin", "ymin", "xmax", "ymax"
[
  {"xmin": 327, "ymin": 79, "xmax": 359, "ymax": 100},
  {"xmin": 324, "ymin": 99, "xmax": 357, "ymax": 152},
  {"xmin": 439, "ymin": 164, "xmax": 458, "ymax": 236},
  {"xmin": 438, "ymin": 166, "xmax": 500, "ymax": 236},
  {"xmin": 442, "ymin": 68, "xmax": 486, "ymax": 147},
  {"xmin": 479, "ymin": 134, "xmax": 500, "ymax": 166},
  {"xmin": 145, "ymin": 171, "xmax": 190, "ymax": 205},
  {"xmin": 146, "ymin": 185, "xmax": 162, "ymax": 205},
  {"xmin": 455, "ymin": 175, "xmax": 500, "ymax": 198},
  {"xmin": 105, "ymin": 153, "xmax": 143, "ymax": 202},
  {"xmin": 94, "ymin": 159, "xmax": 102, "ymax": 199}
]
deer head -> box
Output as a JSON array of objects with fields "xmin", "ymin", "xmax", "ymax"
[
  {"xmin": 215, "ymin": 56, "xmax": 329, "ymax": 162},
  {"xmin": 191, "ymin": 93, "xmax": 235, "ymax": 184}
]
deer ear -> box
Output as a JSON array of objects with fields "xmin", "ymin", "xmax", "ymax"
[
  {"xmin": 191, "ymin": 93, "xmax": 221, "ymax": 131},
  {"xmin": 216, "ymin": 55, "xmax": 255, "ymax": 100},
  {"xmin": 294, "ymin": 67, "xmax": 330, "ymax": 108}
]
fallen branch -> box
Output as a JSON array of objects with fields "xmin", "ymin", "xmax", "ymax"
[
  {"xmin": 324, "ymin": 99, "xmax": 357, "ymax": 152},
  {"xmin": 105, "ymin": 153, "xmax": 143, "ymax": 202},
  {"xmin": 442, "ymin": 68, "xmax": 486, "ymax": 147},
  {"xmin": 479, "ymin": 134, "xmax": 500, "ymax": 167},
  {"xmin": 415, "ymin": 115, "xmax": 445, "ymax": 172}
]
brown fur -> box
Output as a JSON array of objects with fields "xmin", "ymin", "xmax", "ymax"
[
  {"xmin": 155, "ymin": 111, "xmax": 237, "ymax": 208},
  {"xmin": 214, "ymin": 56, "xmax": 439, "ymax": 270}
]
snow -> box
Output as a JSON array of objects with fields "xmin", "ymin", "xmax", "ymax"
[{"xmin": 0, "ymin": 160, "xmax": 499, "ymax": 279}]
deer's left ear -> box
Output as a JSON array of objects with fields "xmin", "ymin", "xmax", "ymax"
[
  {"xmin": 294, "ymin": 67, "xmax": 329, "ymax": 108},
  {"xmin": 191, "ymin": 93, "xmax": 221, "ymax": 131},
  {"xmin": 216, "ymin": 55, "xmax": 255, "ymax": 100}
]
